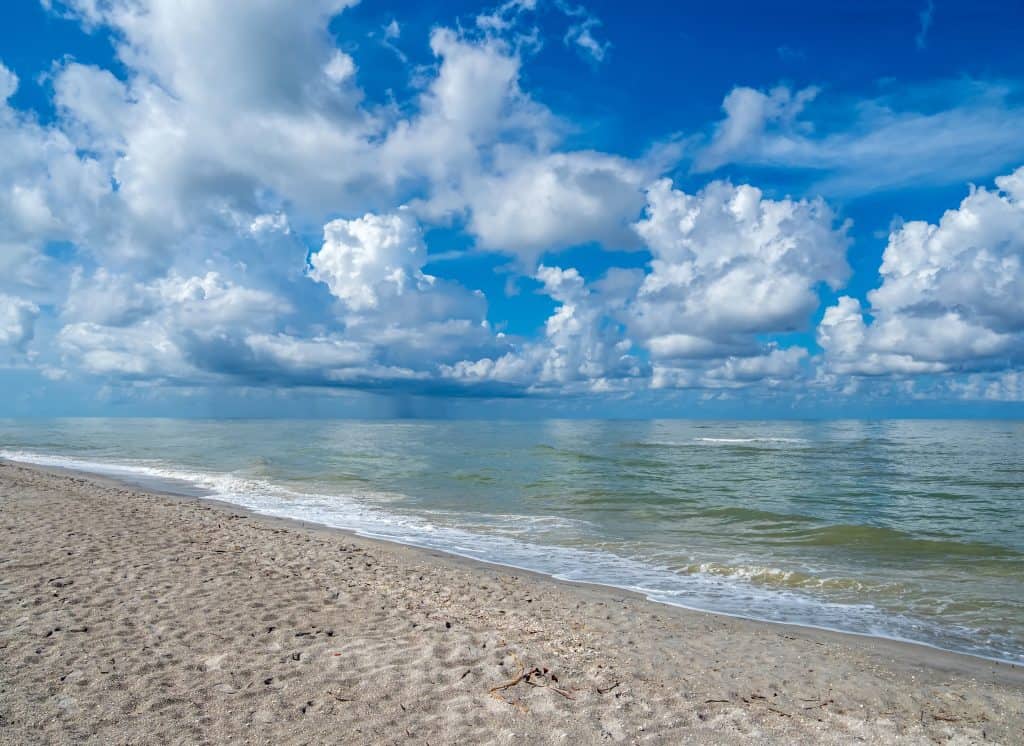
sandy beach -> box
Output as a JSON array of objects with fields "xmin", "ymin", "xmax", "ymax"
[{"xmin": 1, "ymin": 460, "xmax": 1022, "ymax": 745}]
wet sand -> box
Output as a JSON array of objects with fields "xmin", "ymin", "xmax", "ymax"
[{"xmin": 1, "ymin": 460, "xmax": 1022, "ymax": 744}]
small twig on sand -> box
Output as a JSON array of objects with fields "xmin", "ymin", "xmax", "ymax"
[
  {"xmin": 596, "ymin": 681, "xmax": 620, "ymax": 695},
  {"xmin": 489, "ymin": 655, "xmax": 575, "ymax": 710},
  {"xmin": 524, "ymin": 676, "xmax": 575, "ymax": 700},
  {"xmin": 489, "ymin": 654, "xmax": 528, "ymax": 707}
]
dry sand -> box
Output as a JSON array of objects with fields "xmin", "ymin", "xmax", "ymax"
[{"xmin": 1, "ymin": 460, "xmax": 1022, "ymax": 745}]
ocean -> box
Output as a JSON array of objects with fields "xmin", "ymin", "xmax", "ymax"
[{"xmin": 2, "ymin": 418, "xmax": 1021, "ymax": 664}]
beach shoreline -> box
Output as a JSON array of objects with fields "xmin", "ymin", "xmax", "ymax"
[
  {"xmin": 2, "ymin": 459, "xmax": 1022, "ymax": 743},
  {"xmin": 20, "ymin": 458, "xmax": 1023, "ymax": 680}
]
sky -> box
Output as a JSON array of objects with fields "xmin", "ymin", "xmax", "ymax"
[{"xmin": 0, "ymin": 0, "xmax": 1023, "ymax": 418}]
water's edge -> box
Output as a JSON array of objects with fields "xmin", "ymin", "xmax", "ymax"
[{"xmin": 6, "ymin": 454, "xmax": 1021, "ymax": 673}]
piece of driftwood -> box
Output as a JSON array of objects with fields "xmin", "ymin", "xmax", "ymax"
[{"xmin": 489, "ymin": 655, "xmax": 575, "ymax": 711}]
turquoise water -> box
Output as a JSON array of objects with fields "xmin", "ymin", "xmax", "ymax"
[{"xmin": 2, "ymin": 418, "xmax": 1022, "ymax": 664}]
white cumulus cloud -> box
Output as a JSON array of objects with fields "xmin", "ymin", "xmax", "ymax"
[
  {"xmin": 309, "ymin": 210, "xmax": 429, "ymax": 312},
  {"xmin": 628, "ymin": 178, "xmax": 849, "ymax": 385},
  {"xmin": 819, "ymin": 166, "xmax": 1024, "ymax": 378},
  {"xmin": 58, "ymin": 271, "xmax": 290, "ymax": 379},
  {"xmin": 0, "ymin": 294, "xmax": 40, "ymax": 352}
]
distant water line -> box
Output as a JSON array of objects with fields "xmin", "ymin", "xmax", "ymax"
[{"xmin": 2, "ymin": 418, "xmax": 1022, "ymax": 664}]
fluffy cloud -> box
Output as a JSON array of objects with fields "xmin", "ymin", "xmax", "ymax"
[
  {"xmin": 58, "ymin": 272, "xmax": 290, "ymax": 378},
  {"xmin": 442, "ymin": 264, "xmax": 646, "ymax": 393},
  {"xmin": 0, "ymin": 62, "xmax": 111, "ymax": 292},
  {"xmin": 529, "ymin": 265, "xmax": 644, "ymax": 389},
  {"xmin": 573, "ymin": 175, "xmax": 854, "ymax": 392},
  {"xmin": 651, "ymin": 346, "xmax": 807, "ymax": 390},
  {"xmin": 633, "ymin": 180, "xmax": 849, "ymax": 341},
  {"xmin": 952, "ymin": 372, "xmax": 1024, "ymax": 402},
  {"xmin": 0, "ymin": 295, "xmax": 40, "ymax": 352},
  {"xmin": 52, "ymin": 62, "xmax": 132, "ymax": 155},
  {"xmin": 58, "ymin": 321, "xmax": 187, "ymax": 378},
  {"xmin": 309, "ymin": 210, "xmax": 429, "ymax": 312},
  {"xmin": 819, "ymin": 167, "xmax": 1024, "ymax": 377},
  {"xmin": 43, "ymin": 0, "xmax": 379, "ymax": 269},
  {"xmin": 381, "ymin": 27, "xmax": 543, "ymax": 190},
  {"xmin": 626, "ymin": 178, "xmax": 849, "ymax": 387},
  {"xmin": 464, "ymin": 151, "xmax": 649, "ymax": 262},
  {"xmin": 696, "ymin": 85, "xmax": 820, "ymax": 173},
  {"xmin": 49, "ymin": 0, "xmax": 361, "ymax": 122},
  {"xmin": 707, "ymin": 346, "xmax": 808, "ymax": 383},
  {"xmin": 388, "ymin": 27, "xmax": 649, "ymax": 260},
  {"xmin": 243, "ymin": 334, "xmax": 369, "ymax": 372},
  {"xmin": 304, "ymin": 211, "xmax": 502, "ymax": 382}
]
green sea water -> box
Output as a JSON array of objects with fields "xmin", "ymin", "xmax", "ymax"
[{"xmin": 2, "ymin": 418, "xmax": 1022, "ymax": 663}]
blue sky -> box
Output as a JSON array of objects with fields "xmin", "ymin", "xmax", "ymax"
[{"xmin": 0, "ymin": 0, "xmax": 1022, "ymax": 417}]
